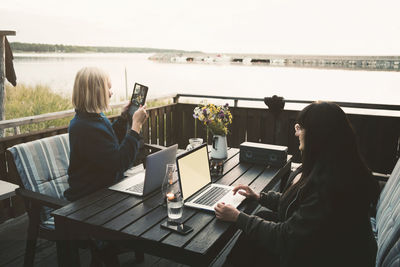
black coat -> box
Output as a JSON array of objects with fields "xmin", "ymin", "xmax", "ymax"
[
  {"xmin": 65, "ymin": 110, "xmax": 141, "ymax": 201},
  {"xmin": 236, "ymin": 164, "xmax": 378, "ymax": 267}
]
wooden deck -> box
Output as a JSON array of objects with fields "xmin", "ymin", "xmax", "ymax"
[
  {"xmin": 0, "ymin": 94, "xmax": 398, "ymax": 266},
  {"xmin": 0, "ymin": 213, "xmax": 234, "ymax": 267}
]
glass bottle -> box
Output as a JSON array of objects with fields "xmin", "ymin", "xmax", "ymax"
[
  {"xmin": 161, "ymin": 164, "xmax": 183, "ymax": 221},
  {"xmin": 161, "ymin": 164, "xmax": 179, "ymax": 202}
]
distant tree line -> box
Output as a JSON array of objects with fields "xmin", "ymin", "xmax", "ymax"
[{"xmin": 10, "ymin": 42, "xmax": 201, "ymax": 53}]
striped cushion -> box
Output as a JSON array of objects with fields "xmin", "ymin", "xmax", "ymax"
[
  {"xmin": 382, "ymin": 238, "xmax": 400, "ymax": 267},
  {"xmin": 371, "ymin": 217, "xmax": 378, "ymax": 240},
  {"xmin": 8, "ymin": 134, "xmax": 70, "ymax": 223},
  {"xmin": 375, "ymin": 158, "xmax": 400, "ymax": 266},
  {"xmin": 42, "ymin": 217, "xmax": 55, "ymax": 230}
]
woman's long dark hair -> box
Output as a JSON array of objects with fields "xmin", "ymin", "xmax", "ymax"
[
  {"xmin": 299, "ymin": 101, "xmax": 362, "ymax": 178},
  {"xmin": 281, "ymin": 101, "xmax": 379, "ymax": 207}
]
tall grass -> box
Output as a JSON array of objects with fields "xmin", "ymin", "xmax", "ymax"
[
  {"xmin": 146, "ymin": 99, "xmax": 172, "ymax": 108},
  {"xmin": 4, "ymin": 83, "xmax": 171, "ymax": 136},
  {"xmin": 5, "ymin": 83, "xmax": 73, "ymax": 134}
]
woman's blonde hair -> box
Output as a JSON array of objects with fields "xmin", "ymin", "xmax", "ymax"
[{"xmin": 72, "ymin": 67, "xmax": 110, "ymax": 113}]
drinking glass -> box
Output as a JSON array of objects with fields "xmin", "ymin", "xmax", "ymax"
[
  {"xmin": 162, "ymin": 164, "xmax": 183, "ymax": 221},
  {"xmin": 167, "ymin": 194, "xmax": 183, "ymax": 221},
  {"xmin": 162, "ymin": 164, "xmax": 176, "ymax": 199}
]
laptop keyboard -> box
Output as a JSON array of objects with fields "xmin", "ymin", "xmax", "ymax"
[
  {"xmin": 194, "ymin": 186, "xmax": 230, "ymax": 206},
  {"xmin": 127, "ymin": 182, "xmax": 144, "ymax": 193}
]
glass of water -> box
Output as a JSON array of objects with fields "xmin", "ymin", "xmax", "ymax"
[
  {"xmin": 167, "ymin": 193, "xmax": 183, "ymax": 221},
  {"xmin": 162, "ymin": 164, "xmax": 184, "ymax": 222}
]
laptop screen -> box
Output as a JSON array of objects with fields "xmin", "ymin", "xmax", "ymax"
[{"xmin": 177, "ymin": 144, "xmax": 211, "ymax": 199}]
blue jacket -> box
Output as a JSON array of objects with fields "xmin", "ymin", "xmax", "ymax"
[{"xmin": 65, "ymin": 110, "xmax": 141, "ymax": 201}]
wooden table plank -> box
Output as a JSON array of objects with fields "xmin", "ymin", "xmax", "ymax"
[
  {"xmin": 184, "ymin": 217, "xmax": 230, "ymax": 255},
  {"xmin": 52, "ymin": 188, "xmax": 114, "ymax": 217},
  {"xmin": 220, "ymin": 154, "xmax": 240, "ymax": 177},
  {"xmin": 85, "ymin": 195, "xmax": 146, "ymax": 226},
  {"xmin": 102, "ymin": 193, "xmax": 162, "ymax": 231},
  {"xmin": 141, "ymin": 207, "xmax": 197, "ymax": 241},
  {"xmin": 249, "ymin": 167, "xmax": 278, "ymax": 193},
  {"xmin": 122, "ymin": 205, "xmax": 167, "ymax": 236},
  {"xmin": 182, "ymin": 198, "xmax": 256, "ymax": 258},
  {"xmin": 231, "ymin": 164, "xmax": 265, "ymax": 187},
  {"xmin": 250, "ymin": 158, "xmax": 291, "ymax": 193},
  {"xmin": 67, "ymin": 192, "xmax": 128, "ymax": 221},
  {"xmin": 215, "ymin": 162, "xmax": 251, "ymax": 186},
  {"xmin": 225, "ymin": 148, "xmax": 239, "ymax": 160},
  {"xmin": 163, "ymin": 212, "xmax": 215, "ymax": 248}
]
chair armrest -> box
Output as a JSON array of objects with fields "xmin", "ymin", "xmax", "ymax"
[
  {"xmin": 16, "ymin": 188, "xmax": 70, "ymax": 209},
  {"xmin": 372, "ymin": 172, "xmax": 390, "ymax": 182},
  {"xmin": 372, "ymin": 172, "xmax": 390, "ymax": 195}
]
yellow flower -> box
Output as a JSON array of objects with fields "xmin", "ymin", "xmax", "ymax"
[{"xmin": 193, "ymin": 103, "xmax": 233, "ymax": 135}]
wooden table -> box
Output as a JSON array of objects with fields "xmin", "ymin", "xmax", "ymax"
[{"xmin": 53, "ymin": 148, "xmax": 291, "ymax": 267}]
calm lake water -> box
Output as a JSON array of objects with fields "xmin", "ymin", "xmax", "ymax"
[{"xmin": 13, "ymin": 53, "xmax": 400, "ymax": 110}]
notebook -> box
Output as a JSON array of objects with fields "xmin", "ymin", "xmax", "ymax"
[
  {"xmin": 109, "ymin": 144, "xmax": 178, "ymax": 196},
  {"xmin": 176, "ymin": 143, "xmax": 245, "ymax": 211}
]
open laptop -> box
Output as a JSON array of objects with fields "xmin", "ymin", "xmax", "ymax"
[
  {"xmin": 176, "ymin": 143, "xmax": 246, "ymax": 211},
  {"xmin": 109, "ymin": 144, "xmax": 178, "ymax": 196}
]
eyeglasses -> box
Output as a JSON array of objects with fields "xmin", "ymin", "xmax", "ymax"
[{"xmin": 294, "ymin": 124, "xmax": 303, "ymax": 132}]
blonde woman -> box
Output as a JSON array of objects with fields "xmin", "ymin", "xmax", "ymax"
[{"xmin": 64, "ymin": 67, "xmax": 148, "ymax": 201}]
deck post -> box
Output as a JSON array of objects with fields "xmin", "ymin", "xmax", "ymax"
[
  {"xmin": 0, "ymin": 30, "xmax": 16, "ymax": 137},
  {"xmin": 173, "ymin": 94, "xmax": 180, "ymax": 104},
  {"xmin": 264, "ymin": 95, "xmax": 285, "ymax": 144}
]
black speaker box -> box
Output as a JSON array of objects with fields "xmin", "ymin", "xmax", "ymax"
[{"xmin": 239, "ymin": 142, "xmax": 288, "ymax": 167}]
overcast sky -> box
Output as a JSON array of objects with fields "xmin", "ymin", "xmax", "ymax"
[{"xmin": 1, "ymin": 0, "xmax": 400, "ymax": 55}]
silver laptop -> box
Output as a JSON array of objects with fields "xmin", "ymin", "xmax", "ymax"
[
  {"xmin": 109, "ymin": 144, "xmax": 178, "ymax": 196},
  {"xmin": 176, "ymin": 143, "xmax": 245, "ymax": 211}
]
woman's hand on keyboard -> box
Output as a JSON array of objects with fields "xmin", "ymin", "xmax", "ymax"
[
  {"xmin": 232, "ymin": 185, "xmax": 260, "ymax": 201},
  {"xmin": 214, "ymin": 202, "xmax": 240, "ymax": 222}
]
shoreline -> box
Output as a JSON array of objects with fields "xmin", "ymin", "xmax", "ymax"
[
  {"xmin": 13, "ymin": 52, "xmax": 400, "ymax": 72},
  {"xmin": 150, "ymin": 53, "xmax": 400, "ymax": 72}
]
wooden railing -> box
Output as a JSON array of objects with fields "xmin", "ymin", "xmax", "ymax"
[
  {"xmin": 1, "ymin": 93, "xmax": 399, "ymax": 173},
  {"xmin": 171, "ymin": 101, "xmax": 400, "ymax": 174},
  {"xmin": 0, "ymin": 93, "xmax": 177, "ymax": 135},
  {"xmin": 0, "ymin": 94, "xmax": 399, "ymax": 222}
]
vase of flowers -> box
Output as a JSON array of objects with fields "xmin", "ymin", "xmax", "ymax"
[{"xmin": 193, "ymin": 103, "xmax": 232, "ymax": 159}]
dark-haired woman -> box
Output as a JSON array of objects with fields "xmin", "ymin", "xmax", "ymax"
[{"xmin": 215, "ymin": 101, "xmax": 379, "ymax": 267}]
